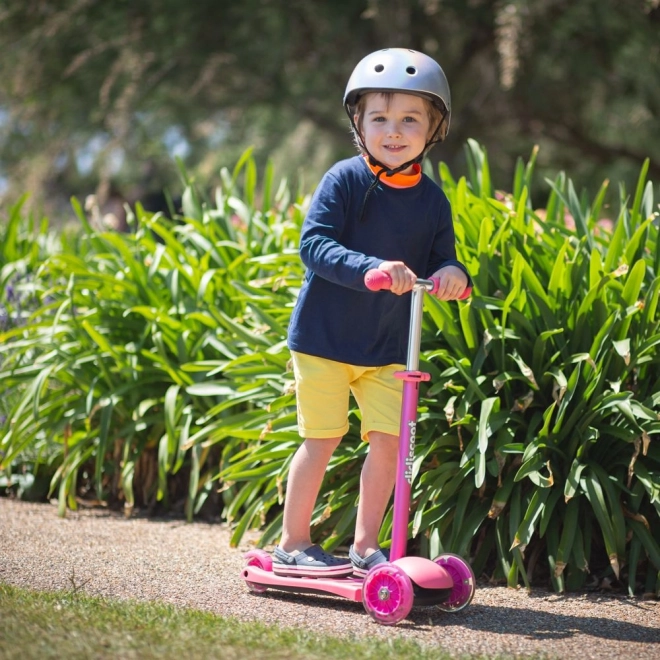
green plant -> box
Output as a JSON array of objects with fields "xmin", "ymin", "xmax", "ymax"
[
  {"xmin": 0, "ymin": 154, "xmax": 305, "ymax": 519},
  {"xmin": 0, "ymin": 196, "xmax": 66, "ymax": 465},
  {"xmin": 220, "ymin": 143, "xmax": 660, "ymax": 595},
  {"xmin": 406, "ymin": 142, "xmax": 660, "ymax": 594},
  {"xmin": 1, "ymin": 144, "xmax": 659, "ymax": 594}
]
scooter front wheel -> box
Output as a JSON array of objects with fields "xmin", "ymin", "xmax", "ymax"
[
  {"xmin": 243, "ymin": 549, "xmax": 272, "ymax": 594},
  {"xmin": 433, "ymin": 553, "xmax": 476, "ymax": 612},
  {"xmin": 362, "ymin": 563, "xmax": 414, "ymax": 625}
]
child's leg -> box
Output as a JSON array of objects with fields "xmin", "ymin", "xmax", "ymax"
[
  {"xmin": 279, "ymin": 436, "xmax": 342, "ymax": 553},
  {"xmin": 352, "ymin": 430, "xmax": 399, "ymax": 558}
]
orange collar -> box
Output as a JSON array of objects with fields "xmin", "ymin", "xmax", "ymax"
[{"xmin": 363, "ymin": 156, "xmax": 422, "ymax": 189}]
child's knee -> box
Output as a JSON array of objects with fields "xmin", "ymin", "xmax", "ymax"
[
  {"xmin": 366, "ymin": 431, "xmax": 398, "ymax": 455},
  {"xmin": 302, "ymin": 435, "xmax": 342, "ymax": 456}
]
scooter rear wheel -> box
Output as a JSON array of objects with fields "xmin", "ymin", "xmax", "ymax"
[
  {"xmin": 362, "ymin": 563, "xmax": 414, "ymax": 625},
  {"xmin": 243, "ymin": 549, "xmax": 272, "ymax": 594},
  {"xmin": 433, "ymin": 553, "xmax": 475, "ymax": 612}
]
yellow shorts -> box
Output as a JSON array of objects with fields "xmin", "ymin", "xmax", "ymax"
[{"xmin": 290, "ymin": 351, "xmax": 405, "ymax": 442}]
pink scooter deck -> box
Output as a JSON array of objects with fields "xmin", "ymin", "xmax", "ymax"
[
  {"xmin": 242, "ymin": 566, "xmax": 364, "ymax": 601},
  {"xmin": 242, "ymin": 556, "xmax": 454, "ymax": 603}
]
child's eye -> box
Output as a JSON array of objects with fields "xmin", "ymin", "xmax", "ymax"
[{"xmin": 403, "ymin": 116, "xmax": 417, "ymax": 123}]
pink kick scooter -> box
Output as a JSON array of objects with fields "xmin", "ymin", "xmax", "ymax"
[{"xmin": 241, "ymin": 269, "xmax": 475, "ymax": 625}]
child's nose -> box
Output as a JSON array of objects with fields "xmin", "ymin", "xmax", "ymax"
[{"xmin": 386, "ymin": 122, "xmax": 401, "ymax": 137}]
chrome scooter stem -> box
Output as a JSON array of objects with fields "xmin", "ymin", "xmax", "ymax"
[{"xmin": 405, "ymin": 279, "xmax": 434, "ymax": 371}]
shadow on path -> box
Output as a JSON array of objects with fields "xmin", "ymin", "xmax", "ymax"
[
  {"xmin": 412, "ymin": 603, "xmax": 660, "ymax": 643},
  {"xmin": 249, "ymin": 589, "xmax": 660, "ymax": 643}
]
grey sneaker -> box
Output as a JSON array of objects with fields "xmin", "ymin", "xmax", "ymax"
[
  {"xmin": 272, "ymin": 544, "xmax": 353, "ymax": 577},
  {"xmin": 349, "ymin": 545, "xmax": 390, "ymax": 577}
]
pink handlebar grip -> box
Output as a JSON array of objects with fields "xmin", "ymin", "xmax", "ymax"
[
  {"xmin": 364, "ymin": 269, "xmax": 472, "ymax": 299},
  {"xmin": 364, "ymin": 269, "xmax": 393, "ymax": 291}
]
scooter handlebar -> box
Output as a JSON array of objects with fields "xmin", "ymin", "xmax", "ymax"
[
  {"xmin": 364, "ymin": 269, "xmax": 397, "ymax": 291},
  {"xmin": 364, "ymin": 269, "xmax": 472, "ymax": 300}
]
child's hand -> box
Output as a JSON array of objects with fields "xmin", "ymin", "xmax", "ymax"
[
  {"xmin": 432, "ymin": 265, "xmax": 469, "ymax": 300},
  {"xmin": 378, "ymin": 261, "xmax": 417, "ymax": 295}
]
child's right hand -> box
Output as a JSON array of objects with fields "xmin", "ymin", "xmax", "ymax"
[{"xmin": 377, "ymin": 261, "xmax": 417, "ymax": 295}]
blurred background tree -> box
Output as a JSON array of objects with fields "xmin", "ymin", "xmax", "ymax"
[{"xmin": 0, "ymin": 0, "xmax": 659, "ymax": 217}]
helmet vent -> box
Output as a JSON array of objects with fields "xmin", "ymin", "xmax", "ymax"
[
  {"xmin": 374, "ymin": 64, "xmax": 385, "ymax": 73},
  {"xmin": 406, "ymin": 66, "xmax": 417, "ymax": 75}
]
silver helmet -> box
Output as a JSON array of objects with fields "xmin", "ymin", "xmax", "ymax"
[{"xmin": 343, "ymin": 48, "xmax": 451, "ymax": 138}]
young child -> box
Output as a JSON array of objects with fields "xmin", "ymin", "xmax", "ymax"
[{"xmin": 273, "ymin": 48, "xmax": 471, "ymax": 578}]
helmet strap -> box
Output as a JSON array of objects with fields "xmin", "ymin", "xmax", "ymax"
[{"xmin": 357, "ymin": 168, "xmax": 386, "ymax": 223}]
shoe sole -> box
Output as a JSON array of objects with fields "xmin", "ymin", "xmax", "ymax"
[
  {"xmin": 272, "ymin": 564, "xmax": 353, "ymax": 578},
  {"xmin": 348, "ymin": 546, "xmax": 390, "ymax": 578}
]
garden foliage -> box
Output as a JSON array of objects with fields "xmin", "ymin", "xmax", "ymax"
[{"xmin": 1, "ymin": 143, "xmax": 659, "ymax": 594}]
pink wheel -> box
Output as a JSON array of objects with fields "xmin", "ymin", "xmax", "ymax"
[
  {"xmin": 243, "ymin": 549, "xmax": 272, "ymax": 594},
  {"xmin": 433, "ymin": 553, "xmax": 476, "ymax": 612},
  {"xmin": 362, "ymin": 563, "xmax": 414, "ymax": 625}
]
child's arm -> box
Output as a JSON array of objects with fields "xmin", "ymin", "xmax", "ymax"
[{"xmin": 299, "ymin": 172, "xmax": 384, "ymax": 291}]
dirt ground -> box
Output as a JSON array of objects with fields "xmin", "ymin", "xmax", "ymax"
[{"xmin": 1, "ymin": 499, "xmax": 658, "ymax": 659}]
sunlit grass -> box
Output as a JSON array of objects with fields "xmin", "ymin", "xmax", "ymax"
[{"xmin": 0, "ymin": 583, "xmax": 464, "ymax": 660}]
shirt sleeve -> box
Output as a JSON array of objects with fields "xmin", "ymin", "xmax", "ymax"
[{"xmin": 298, "ymin": 172, "xmax": 383, "ymax": 290}]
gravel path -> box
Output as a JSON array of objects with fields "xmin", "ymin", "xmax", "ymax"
[{"xmin": 1, "ymin": 499, "xmax": 658, "ymax": 659}]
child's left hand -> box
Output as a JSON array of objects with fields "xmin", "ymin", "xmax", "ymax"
[{"xmin": 432, "ymin": 265, "xmax": 469, "ymax": 301}]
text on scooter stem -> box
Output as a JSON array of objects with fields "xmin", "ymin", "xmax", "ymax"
[{"xmin": 404, "ymin": 420, "xmax": 416, "ymax": 485}]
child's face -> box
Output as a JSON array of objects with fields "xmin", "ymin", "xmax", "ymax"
[{"xmin": 356, "ymin": 93, "xmax": 432, "ymax": 174}]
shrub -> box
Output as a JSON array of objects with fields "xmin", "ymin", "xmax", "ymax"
[
  {"xmin": 1, "ymin": 144, "xmax": 658, "ymax": 594},
  {"xmin": 221, "ymin": 143, "xmax": 660, "ymax": 595},
  {"xmin": 0, "ymin": 156, "xmax": 305, "ymax": 518},
  {"xmin": 411, "ymin": 142, "xmax": 660, "ymax": 594}
]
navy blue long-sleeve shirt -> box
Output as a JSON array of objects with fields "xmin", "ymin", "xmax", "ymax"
[{"xmin": 287, "ymin": 156, "xmax": 469, "ymax": 366}]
